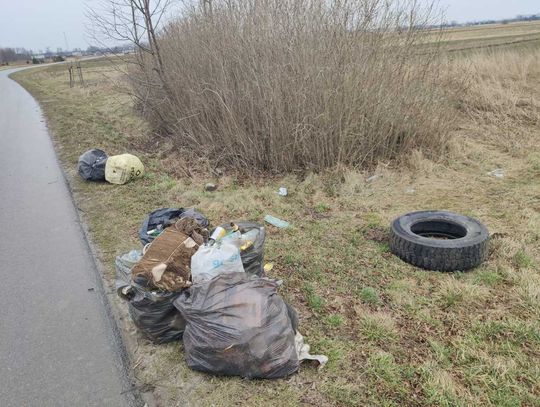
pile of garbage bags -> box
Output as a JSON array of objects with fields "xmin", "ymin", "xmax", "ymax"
[
  {"xmin": 78, "ymin": 148, "xmax": 144, "ymax": 185},
  {"xmin": 115, "ymin": 207, "xmax": 327, "ymax": 378}
]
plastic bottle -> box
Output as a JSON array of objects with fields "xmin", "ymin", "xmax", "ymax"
[
  {"xmin": 264, "ymin": 215, "xmax": 290, "ymax": 228},
  {"xmin": 208, "ymin": 226, "xmax": 226, "ymax": 246},
  {"xmin": 239, "ymin": 229, "xmax": 259, "ymax": 251}
]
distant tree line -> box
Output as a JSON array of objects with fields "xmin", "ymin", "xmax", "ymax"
[
  {"xmin": 0, "ymin": 44, "xmax": 134, "ymax": 65},
  {"xmin": 515, "ymin": 14, "xmax": 540, "ymax": 22},
  {"xmin": 0, "ymin": 47, "xmax": 31, "ymax": 65},
  {"xmin": 85, "ymin": 44, "xmax": 135, "ymax": 54},
  {"xmin": 438, "ymin": 13, "xmax": 540, "ymax": 29}
]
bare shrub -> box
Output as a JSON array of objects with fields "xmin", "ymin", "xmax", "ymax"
[{"xmin": 130, "ymin": 0, "xmax": 454, "ymax": 172}]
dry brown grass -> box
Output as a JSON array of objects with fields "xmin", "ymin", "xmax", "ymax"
[
  {"xmin": 423, "ymin": 20, "xmax": 540, "ymax": 53},
  {"xmin": 443, "ymin": 21, "xmax": 540, "ymax": 42},
  {"xmin": 454, "ymin": 49, "xmax": 540, "ymax": 154},
  {"xmin": 129, "ymin": 0, "xmax": 455, "ymax": 173}
]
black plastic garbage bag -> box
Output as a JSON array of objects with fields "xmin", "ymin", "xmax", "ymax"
[
  {"xmin": 78, "ymin": 148, "xmax": 108, "ymax": 181},
  {"xmin": 115, "ymin": 251, "xmax": 185, "ymax": 344},
  {"xmin": 127, "ymin": 289, "xmax": 185, "ymax": 344},
  {"xmin": 139, "ymin": 207, "xmax": 210, "ymax": 245},
  {"xmin": 219, "ymin": 221, "xmax": 266, "ymax": 276},
  {"xmin": 174, "ymin": 273, "xmax": 299, "ymax": 378}
]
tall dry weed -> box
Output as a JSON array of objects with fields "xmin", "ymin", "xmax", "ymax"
[{"xmin": 131, "ymin": 0, "xmax": 455, "ymax": 172}]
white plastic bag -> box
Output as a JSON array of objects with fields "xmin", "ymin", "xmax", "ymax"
[{"xmin": 191, "ymin": 242, "xmax": 244, "ymax": 283}]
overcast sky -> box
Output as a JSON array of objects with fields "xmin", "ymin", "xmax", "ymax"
[{"xmin": 0, "ymin": 0, "xmax": 539, "ymax": 51}]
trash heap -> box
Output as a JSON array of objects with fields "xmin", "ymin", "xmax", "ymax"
[
  {"xmin": 115, "ymin": 207, "xmax": 327, "ymax": 379},
  {"xmin": 78, "ymin": 148, "xmax": 144, "ymax": 185}
]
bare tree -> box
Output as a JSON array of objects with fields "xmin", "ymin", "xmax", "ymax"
[{"xmin": 87, "ymin": 0, "xmax": 174, "ymax": 102}]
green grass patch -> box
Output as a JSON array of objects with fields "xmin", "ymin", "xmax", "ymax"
[
  {"xmin": 514, "ymin": 249, "xmax": 535, "ymax": 269},
  {"xmin": 358, "ymin": 286, "xmax": 381, "ymax": 305},
  {"xmin": 304, "ymin": 284, "xmax": 325, "ymax": 312}
]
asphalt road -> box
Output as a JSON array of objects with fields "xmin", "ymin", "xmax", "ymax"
[{"xmin": 0, "ymin": 67, "xmax": 136, "ymax": 406}]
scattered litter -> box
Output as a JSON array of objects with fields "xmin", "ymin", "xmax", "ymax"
[
  {"xmin": 278, "ymin": 187, "xmax": 288, "ymax": 196},
  {"xmin": 87, "ymin": 288, "xmax": 95, "ymax": 292},
  {"xmin": 488, "ymin": 168, "xmax": 505, "ymax": 179},
  {"xmin": 263, "ymin": 263, "xmax": 274, "ymax": 273},
  {"xmin": 174, "ymin": 273, "xmax": 300, "ymax": 379},
  {"xmin": 264, "ymin": 214, "xmax": 290, "ymax": 229},
  {"xmin": 78, "ymin": 148, "xmax": 108, "ymax": 181},
  {"xmin": 295, "ymin": 332, "xmax": 328, "ymax": 369},
  {"xmin": 105, "ymin": 153, "xmax": 145, "ymax": 185},
  {"xmin": 205, "ymin": 183, "xmax": 217, "ymax": 192},
  {"xmin": 406, "ymin": 187, "xmax": 416, "ymax": 194},
  {"xmin": 366, "ymin": 175, "xmax": 379, "ymax": 182}
]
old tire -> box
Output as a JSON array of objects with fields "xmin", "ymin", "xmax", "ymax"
[{"xmin": 390, "ymin": 211, "xmax": 489, "ymax": 272}]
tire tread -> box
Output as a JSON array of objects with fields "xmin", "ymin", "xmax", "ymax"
[{"xmin": 389, "ymin": 228, "xmax": 489, "ymax": 272}]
